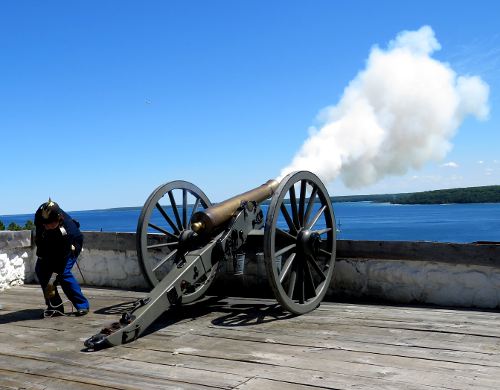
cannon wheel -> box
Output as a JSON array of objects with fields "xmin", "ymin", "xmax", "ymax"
[
  {"xmin": 136, "ymin": 181, "xmax": 218, "ymax": 303},
  {"xmin": 264, "ymin": 171, "xmax": 336, "ymax": 314}
]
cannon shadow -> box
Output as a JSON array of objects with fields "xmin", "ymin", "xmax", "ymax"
[
  {"xmin": 93, "ymin": 295, "xmax": 295, "ymax": 339},
  {"xmin": 210, "ymin": 302, "xmax": 294, "ymax": 327}
]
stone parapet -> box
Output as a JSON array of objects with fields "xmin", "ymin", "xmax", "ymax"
[
  {"xmin": 331, "ymin": 240, "xmax": 500, "ymax": 308},
  {"xmin": 337, "ymin": 240, "xmax": 500, "ymax": 266}
]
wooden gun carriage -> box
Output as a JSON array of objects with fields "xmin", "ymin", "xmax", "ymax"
[{"xmin": 84, "ymin": 171, "xmax": 336, "ymax": 349}]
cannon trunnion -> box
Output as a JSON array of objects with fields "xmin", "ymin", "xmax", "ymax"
[{"xmin": 84, "ymin": 171, "xmax": 336, "ymax": 349}]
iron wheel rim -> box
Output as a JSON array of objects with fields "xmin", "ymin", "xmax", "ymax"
[
  {"xmin": 264, "ymin": 171, "xmax": 336, "ymax": 314},
  {"xmin": 136, "ymin": 181, "xmax": 217, "ymax": 302}
]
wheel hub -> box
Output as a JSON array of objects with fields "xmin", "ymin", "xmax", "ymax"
[
  {"xmin": 297, "ymin": 229, "xmax": 321, "ymax": 257},
  {"xmin": 178, "ymin": 230, "xmax": 195, "ymax": 253}
]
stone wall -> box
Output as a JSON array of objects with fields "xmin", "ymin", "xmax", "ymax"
[
  {"xmin": 78, "ymin": 232, "xmax": 147, "ymax": 290},
  {"xmin": 333, "ymin": 240, "xmax": 500, "ymax": 308},
  {"xmin": 1, "ymin": 231, "xmax": 499, "ymax": 309},
  {"xmin": 0, "ymin": 231, "xmax": 32, "ymax": 291}
]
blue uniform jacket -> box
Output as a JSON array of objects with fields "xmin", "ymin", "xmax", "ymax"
[{"xmin": 34, "ymin": 209, "xmax": 83, "ymax": 273}]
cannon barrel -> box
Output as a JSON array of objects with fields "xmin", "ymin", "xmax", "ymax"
[{"xmin": 191, "ymin": 179, "xmax": 279, "ymax": 234}]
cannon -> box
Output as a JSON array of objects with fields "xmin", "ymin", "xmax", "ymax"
[{"xmin": 84, "ymin": 171, "xmax": 336, "ymax": 349}]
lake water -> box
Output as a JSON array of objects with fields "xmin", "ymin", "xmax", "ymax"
[{"xmin": 2, "ymin": 202, "xmax": 499, "ymax": 243}]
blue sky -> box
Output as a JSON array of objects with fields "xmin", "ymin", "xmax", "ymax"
[{"xmin": 1, "ymin": 1, "xmax": 499, "ymax": 215}]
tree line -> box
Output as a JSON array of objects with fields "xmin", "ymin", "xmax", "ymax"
[
  {"xmin": 332, "ymin": 185, "xmax": 500, "ymax": 204},
  {"xmin": 0, "ymin": 220, "xmax": 34, "ymax": 231},
  {"xmin": 393, "ymin": 185, "xmax": 500, "ymax": 204}
]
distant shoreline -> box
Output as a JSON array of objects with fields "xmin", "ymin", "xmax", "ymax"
[{"xmin": 331, "ymin": 185, "xmax": 500, "ymax": 205}]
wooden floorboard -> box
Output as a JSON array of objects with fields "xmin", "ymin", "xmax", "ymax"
[{"xmin": 1, "ymin": 285, "xmax": 500, "ymax": 389}]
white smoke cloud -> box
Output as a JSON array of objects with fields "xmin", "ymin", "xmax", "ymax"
[{"xmin": 280, "ymin": 26, "xmax": 490, "ymax": 188}]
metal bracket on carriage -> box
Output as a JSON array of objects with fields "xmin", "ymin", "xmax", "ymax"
[
  {"xmin": 122, "ymin": 296, "xmax": 151, "ymax": 313},
  {"xmin": 83, "ymin": 297, "xmax": 152, "ymax": 350},
  {"xmin": 84, "ymin": 315, "xmax": 141, "ymax": 350}
]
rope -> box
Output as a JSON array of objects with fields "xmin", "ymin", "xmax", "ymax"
[
  {"xmin": 42, "ymin": 298, "xmax": 76, "ymax": 318},
  {"xmin": 43, "ymin": 258, "xmax": 87, "ymax": 318}
]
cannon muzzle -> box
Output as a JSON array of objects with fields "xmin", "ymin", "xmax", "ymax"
[{"xmin": 191, "ymin": 179, "xmax": 279, "ymax": 234}]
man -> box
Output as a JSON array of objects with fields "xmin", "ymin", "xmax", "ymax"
[{"xmin": 34, "ymin": 199, "xmax": 89, "ymax": 317}]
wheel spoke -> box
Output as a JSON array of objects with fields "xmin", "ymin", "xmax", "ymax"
[
  {"xmin": 279, "ymin": 253, "xmax": 296, "ymax": 284},
  {"xmin": 298, "ymin": 180, "xmax": 307, "ymax": 227},
  {"xmin": 303, "ymin": 260, "xmax": 317, "ymax": 299},
  {"xmin": 303, "ymin": 186, "xmax": 318, "ymax": 227},
  {"xmin": 156, "ymin": 203, "xmax": 180, "ymax": 235},
  {"xmin": 306, "ymin": 254, "xmax": 327, "ymax": 282},
  {"xmin": 297, "ymin": 259, "xmax": 305, "ymax": 304},
  {"xmin": 320, "ymin": 249, "xmax": 332, "ymax": 257},
  {"xmin": 152, "ymin": 249, "xmax": 178, "ymax": 272},
  {"xmin": 289, "ymin": 185, "xmax": 300, "ymax": 229},
  {"xmin": 190, "ymin": 197, "xmax": 201, "ymax": 222},
  {"xmin": 275, "ymin": 243, "xmax": 296, "ymax": 258},
  {"xmin": 280, "ymin": 204, "xmax": 297, "ymax": 233},
  {"xmin": 306, "ymin": 205, "xmax": 326, "ymax": 229},
  {"xmin": 314, "ymin": 227, "xmax": 332, "ymax": 236},
  {"xmin": 275, "ymin": 228, "xmax": 297, "ymax": 243},
  {"xmin": 287, "ymin": 267, "xmax": 297, "ymax": 298},
  {"xmin": 182, "ymin": 189, "xmax": 188, "ymax": 229},
  {"xmin": 147, "ymin": 242, "xmax": 178, "ymax": 250},
  {"xmin": 148, "ymin": 222, "xmax": 178, "ymax": 240},
  {"xmin": 168, "ymin": 191, "xmax": 183, "ymax": 230}
]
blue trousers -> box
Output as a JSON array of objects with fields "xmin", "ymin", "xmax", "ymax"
[{"xmin": 35, "ymin": 256, "xmax": 89, "ymax": 311}]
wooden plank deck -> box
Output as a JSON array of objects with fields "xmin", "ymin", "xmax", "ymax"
[{"xmin": 1, "ymin": 285, "xmax": 500, "ymax": 389}]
